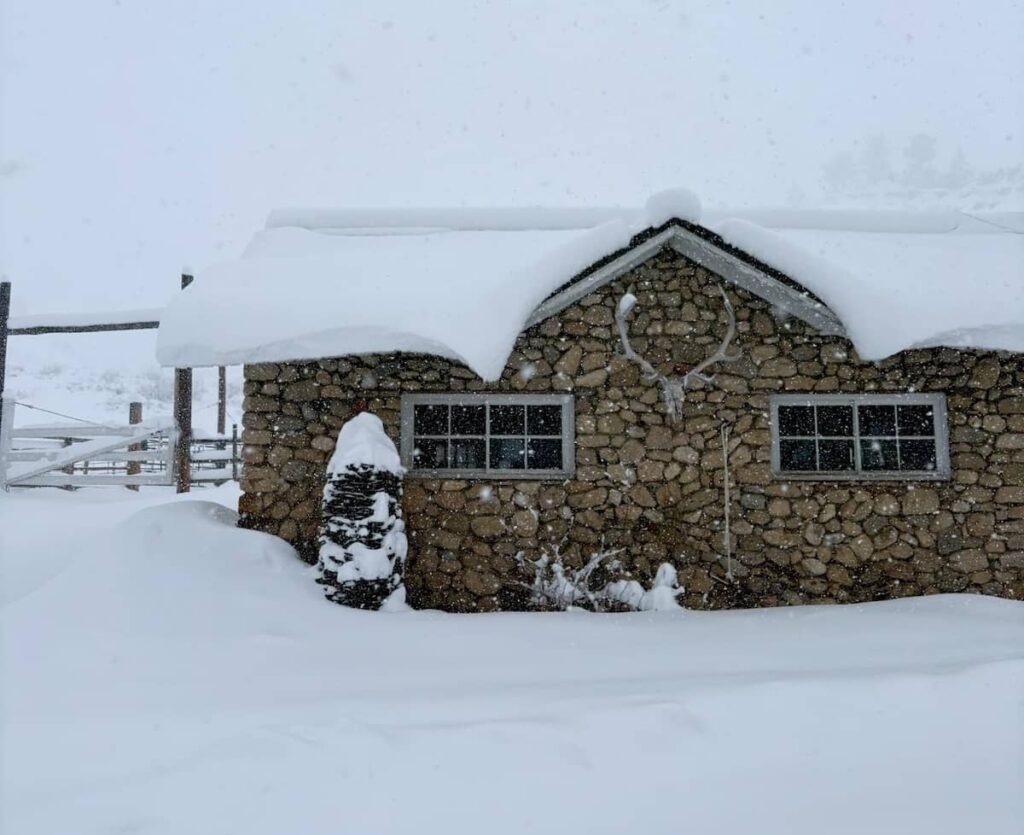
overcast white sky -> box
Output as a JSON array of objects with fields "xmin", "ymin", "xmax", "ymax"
[{"xmin": 2, "ymin": 0, "xmax": 1022, "ymax": 314}]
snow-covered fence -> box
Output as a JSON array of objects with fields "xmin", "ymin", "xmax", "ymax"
[
  {"xmin": 0, "ymin": 399, "xmax": 241, "ymax": 490},
  {"xmin": 0, "ymin": 276, "xmax": 234, "ymax": 494}
]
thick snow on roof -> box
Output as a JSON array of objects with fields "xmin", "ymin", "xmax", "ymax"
[
  {"xmin": 156, "ymin": 193, "xmax": 1023, "ymax": 376},
  {"xmin": 708, "ymin": 212, "xmax": 1024, "ymax": 359},
  {"xmin": 156, "ymin": 224, "xmax": 627, "ymax": 378},
  {"xmin": 155, "ymin": 191, "xmax": 699, "ymax": 377}
]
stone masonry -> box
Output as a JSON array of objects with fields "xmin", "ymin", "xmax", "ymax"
[{"xmin": 238, "ymin": 248, "xmax": 1024, "ymax": 611}]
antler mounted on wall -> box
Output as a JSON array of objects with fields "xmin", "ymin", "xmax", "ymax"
[{"xmin": 615, "ymin": 285, "xmax": 742, "ymax": 422}]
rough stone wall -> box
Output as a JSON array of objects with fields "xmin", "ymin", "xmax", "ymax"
[{"xmin": 238, "ymin": 248, "xmax": 1024, "ymax": 611}]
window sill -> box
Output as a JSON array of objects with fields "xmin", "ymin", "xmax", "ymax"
[
  {"xmin": 771, "ymin": 469, "xmax": 950, "ymax": 482},
  {"xmin": 405, "ymin": 468, "xmax": 574, "ymax": 481}
]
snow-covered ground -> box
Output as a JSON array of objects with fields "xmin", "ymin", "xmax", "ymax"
[{"xmin": 2, "ymin": 485, "xmax": 1022, "ymax": 834}]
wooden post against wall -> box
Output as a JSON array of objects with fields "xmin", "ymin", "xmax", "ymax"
[
  {"xmin": 127, "ymin": 401, "xmax": 143, "ymax": 490},
  {"xmin": 217, "ymin": 366, "xmax": 227, "ymax": 436},
  {"xmin": 173, "ymin": 274, "xmax": 194, "ymax": 493},
  {"xmin": 0, "ymin": 282, "xmax": 10, "ymax": 438}
]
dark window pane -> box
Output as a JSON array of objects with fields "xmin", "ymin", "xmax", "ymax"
[
  {"xmin": 490, "ymin": 405, "xmax": 525, "ymax": 435},
  {"xmin": 490, "ymin": 438, "xmax": 525, "ymax": 469},
  {"xmin": 527, "ymin": 438, "xmax": 562, "ymax": 469},
  {"xmin": 860, "ymin": 438, "xmax": 899, "ymax": 471},
  {"xmin": 900, "ymin": 439, "xmax": 937, "ymax": 472},
  {"xmin": 527, "ymin": 404, "xmax": 562, "ymax": 435},
  {"xmin": 451, "ymin": 438, "xmax": 486, "ymax": 469},
  {"xmin": 414, "ymin": 404, "xmax": 448, "ymax": 435},
  {"xmin": 898, "ymin": 405, "xmax": 935, "ymax": 436},
  {"xmin": 818, "ymin": 439, "xmax": 855, "ymax": 471},
  {"xmin": 451, "ymin": 404, "xmax": 485, "ymax": 435},
  {"xmin": 817, "ymin": 406, "xmax": 853, "ymax": 437},
  {"xmin": 780, "ymin": 439, "xmax": 816, "ymax": 471},
  {"xmin": 778, "ymin": 405, "xmax": 815, "ymax": 436},
  {"xmin": 413, "ymin": 437, "xmax": 447, "ymax": 468},
  {"xmin": 859, "ymin": 405, "xmax": 896, "ymax": 437}
]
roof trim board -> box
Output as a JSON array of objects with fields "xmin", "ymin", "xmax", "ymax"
[{"xmin": 526, "ymin": 224, "xmax": 846, "ymax": 337}]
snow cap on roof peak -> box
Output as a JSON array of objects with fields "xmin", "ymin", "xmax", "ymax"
[{"xmin": 643, "ymin": 188, "xmax": 702, "ymax": 228}]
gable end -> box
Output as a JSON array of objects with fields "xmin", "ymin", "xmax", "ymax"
[{"xmin": 527, "ymin": 220, "xmax": 846, "ymax": 338}]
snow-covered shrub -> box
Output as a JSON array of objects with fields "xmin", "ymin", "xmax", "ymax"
[
  {"xmin": 317, "ymin": 413, "xmax": 408, "ymax": 610},
  {"xmin": 515, "ymin": 547, "xmax": 682, "ymax": 612},
  {"xmin": 603, "ymin": 563, "xmax": 684, "ymax": 612}
]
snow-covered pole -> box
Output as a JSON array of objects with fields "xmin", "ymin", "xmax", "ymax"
[
  {"xmin": 217, "ymin": 366, "xmax": 227, "ymax": 436},
  {"xmin": 0, "ymin": 281, "xmax": 10, "ymax": 438},
  {"xmin": 173, "ymin": 273, "xmax": 193, "ymax": 493},
  {"xmin": 127, "ymin": 401, "xmax": 143, "ymax": 491},
  {"xmin": 0, "ymin": 398, "xmax": 13, "ymax": 491}
]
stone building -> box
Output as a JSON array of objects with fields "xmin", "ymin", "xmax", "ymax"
[{"xmin": 157, "ymin": 197, "xmax": 1024, "ymax": 611}]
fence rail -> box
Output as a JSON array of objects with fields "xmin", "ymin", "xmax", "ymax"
[{"xmin": 0, "ymin": 399, "xmax": 241, "ymax": 490}]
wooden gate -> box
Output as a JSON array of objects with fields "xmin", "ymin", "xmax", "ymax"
[{"xmin": 0, "ymin": 399, "xmax": 240, "ymax": 490}]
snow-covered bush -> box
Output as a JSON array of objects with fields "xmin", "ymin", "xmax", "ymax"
[
  {"xmin": 515, "ymin": 547, "xmax": 683, "ymax": 612},
  {"xmin": 317, "ymin": 413, "xmax": 408, "ymax": 610},
  {"xmin": 603, "ymin": 563, "xmax": 684, "ymax": 612}
]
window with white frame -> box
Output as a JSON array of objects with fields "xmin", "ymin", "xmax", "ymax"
[
  {"xmin": 400, "ymin": 393, "xmax": 575, "ymax": 478},
  {"xmin": 770, "ymin": 393, "xmax": 949, "ymax": 479}
]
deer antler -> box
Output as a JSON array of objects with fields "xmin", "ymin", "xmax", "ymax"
[{"xmin": 615, "ymin": 285, "xmax": 742, "ymax": 421}]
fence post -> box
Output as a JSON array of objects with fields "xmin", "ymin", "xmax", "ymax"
[
  {"xmin": 127, "ymin": 401, "xmax": 143, "ymax": 490},
  {"xmin": 0, "ymin": 398, "xmax": 14, "ymax": 491},
  {"xmin": 173, "ymin": 273, "xmax": 194, "ymax": 493},
  {"xmin": 0, "ymin": 282, "xmax": 10, "ymax": 441},
  {"xmin": 61, "ymin": 437, "xmax": 74, "ymax": 489},
  {"xmin": 217, "ymin": 366, "xmax": 227, "ymax": 436},
  {"xmin": 231, "ymin": 423, "xmax": 239, "ymax": 481}
]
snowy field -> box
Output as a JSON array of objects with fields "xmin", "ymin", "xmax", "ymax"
[
  {"xmin": 3, "ymin": 330, "xmax": 243, "ymax": 432},
  {"xmin": 1, "ymin": 485, "xmax": 1022, "ymax": 834}
]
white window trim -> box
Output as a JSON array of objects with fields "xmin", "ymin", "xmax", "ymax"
[
  {"xmin": 400, "ymin": 392, "xmax": 575, "ymax": 480},
  {"xmin": 770, "ymin": 393, "xmax": 950, "ymax": 481}
]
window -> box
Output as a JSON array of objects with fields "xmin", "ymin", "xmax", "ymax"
[
  {"xmin": 400, "ymin": 393, "xmax": 575, "ymax": 478},
  {"xmin": 770, "ymin": 393, "xmax": 949, "ymax": 480}
]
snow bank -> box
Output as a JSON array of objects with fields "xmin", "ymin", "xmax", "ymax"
[
  {"xmin": 156, "ymin": 196, "xmax": 1023, "ymax": 377},
  {"xmin": 1, "ymin": 487, "xmax": 1023, "ymax": 834}
]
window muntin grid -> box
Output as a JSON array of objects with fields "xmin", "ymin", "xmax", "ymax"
[
  {"xmin": 770, "ymin": 394, "xmax": 949, "ymax": 481},
  {"xmin": 399, "ymin": 393, "xmax": 574, "ymax": 478}
]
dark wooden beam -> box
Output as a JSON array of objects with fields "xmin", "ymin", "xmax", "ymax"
[
  {"xmin": 8, "ymin": 320, "xmax": 159, "ymax": 336},
  {"xmin": 217, "ymin": 366, "xmax": 227, "ymax": 436},
  {"xmin": 173, "ymin": 274, "xmax": 194, "ymax": 493},
  {"xmin": 0, "ymin": 282, "xmax": 9, "ymax": 446}
]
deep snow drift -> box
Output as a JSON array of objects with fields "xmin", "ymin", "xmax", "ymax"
[{"xmin": 1, "ymin": 486, "xmax": 1022, "ymax": 835}]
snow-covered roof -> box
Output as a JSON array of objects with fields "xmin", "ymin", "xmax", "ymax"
[{"xmin": 156, "ymin": 191, "xmax": 1024, "ymax": 377}]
